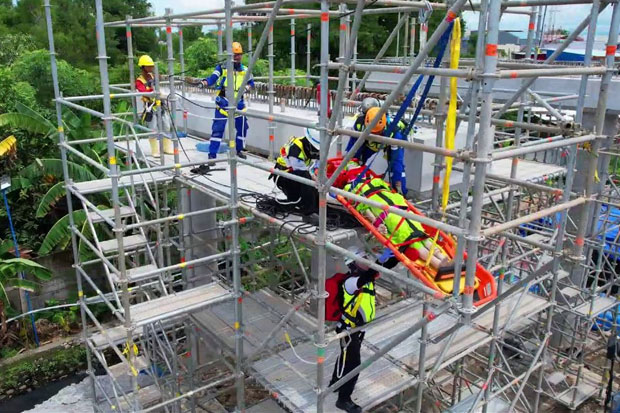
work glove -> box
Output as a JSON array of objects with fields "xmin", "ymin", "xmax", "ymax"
[
  {"xmin": 199, "ymin": 80, "xmax": 208, "ymax": 88},
  {"xmin": 357, "ymin": 267, "xmax": 379, "ymax": 288},
  {"xmin": 394, "ymin": 181, "xmax": 403, "ymax": 194}
]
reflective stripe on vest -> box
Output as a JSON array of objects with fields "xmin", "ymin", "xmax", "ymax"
[
  {"xmin": 342, "ymin": 282, "xmax": 375, "ymax": 328},
  {"xmin": 276, "ymin": 137, "xmax": 309, "ymax": 169}
]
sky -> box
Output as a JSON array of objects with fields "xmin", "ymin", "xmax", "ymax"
[
  {"xmin": 149, "ymin": 1, "xmax": 616, "ymax": 36},
  {"xmin": 150, "ymin": 0, "xmax": 224, "ymax": 16}
]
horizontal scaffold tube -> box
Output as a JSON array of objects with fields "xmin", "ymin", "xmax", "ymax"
[
  {"xmin": 124, "ymin": 205, "xmax": 230, "ymax": 230},
  {"xmin": 335, "ymin": 127, "xmax": 464, "ymax": 159},
  {"xmin": 336, "ymin": 62, "xmax": 606, "ymax": 79},
  {"xmin": 120, "ymin": 157, "xmax": 228, "ymax": 177},
  {"xmin": 63, "ymin": 91, "xmax": 155, "ymax": 102},
  {"xmin": 491, "ymin": 134, "xmax": 597, "ymax": 160},
  {"xmin": 481, "ymin": 197, "xmax": 587, "ymax": 237}
]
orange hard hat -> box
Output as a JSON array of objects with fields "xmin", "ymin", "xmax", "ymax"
[
  {"xmin": 365, "ymin": 107, "xmax": 386, "ymax": 134},
  {"xmin": 232, "ymin": 42, "xmax": 243, "ymax": 54}
]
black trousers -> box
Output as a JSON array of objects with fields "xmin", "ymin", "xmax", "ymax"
[
  {"xmin": 330, "ymin": 329, "xmax": 365, "ymax": 401},
  {"xmin": 274, "ymin": 170, "xmax": 318, "ymax": 214}
]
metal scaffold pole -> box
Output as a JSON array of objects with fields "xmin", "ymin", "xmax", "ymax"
[
  {"xmin": 44, "ymin": 0, "xmax": 97, "ymax": 404},
  {"xmin": 462, "ymin": 0, "xmax": 502, "ymax": 316},
  {"xmin": 315, "ymin": 2, "xmax": 330, "ymax": 413},
  {"xmin": 223, "ymin": 1, "xmax": 245, "ymax": 409},
  {"xmin": 95, "ymin": 0, "xmax": 138, "ymax": 409},
  {"xmin": 125, "ymin": 15, "xmax": 138, "ymax": 123}
]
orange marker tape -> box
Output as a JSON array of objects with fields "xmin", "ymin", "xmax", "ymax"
[{"xmin": 486, "ymin": 44, "xmax": 498, "ymax": 57}]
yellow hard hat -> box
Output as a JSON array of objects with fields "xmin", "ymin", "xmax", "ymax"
[
  {"xmin": 365, "ymin": 107, "xmax": 386, "ymax": 134},
  {"xmin": 138, "ymin": 55, "xmax": 154, "ymax": 67},
  {"xmin": 232, "ymin": 42, "xmax": 243, "ymax": 54}
]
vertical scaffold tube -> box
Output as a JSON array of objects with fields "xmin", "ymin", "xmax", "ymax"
[
  {"xmin": 95, "ymin": 0, "xmax": 138, "ymax": 409},
  {"xmin": 306, "ymin": 23, "xmax": 311, "ymax": 87},
  {"xmin": 291, "ymin": 17, "xmax": 296, "ymax": 86},
  {"xmin": 44, "ymin": 0, "xmax": 96, "ymax": 404},
  {"xmin": 179, "ymin": 25, "xmax": 188, "ymax": 134},
  {"xmin": 125, "ymin": 16, "xmax": 138, "ymax": 123},
  {"xmin": 316, "ymin": 2, "xmax": 330, "ymax": 412},
  {"xmin": 268, "ymin": 27, "xmax": 275, "ymax": 160},
  {"xmin": 462, "ymin": 0, "xmax": 502, "ymax": 314},
  {"xmin": 224, "ymin": 1, "xmax": 245, "ymax": 410}
]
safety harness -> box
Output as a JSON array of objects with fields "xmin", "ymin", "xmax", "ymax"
[{"xmin": 349, "ymin": 178, "xmax": 428, "ymax": 248}]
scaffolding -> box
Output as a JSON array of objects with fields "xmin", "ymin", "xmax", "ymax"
[{"xmin": 43, "ymin": 0, "xmax": 620, "ymax": 411}]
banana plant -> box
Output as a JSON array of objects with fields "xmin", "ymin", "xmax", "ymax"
[{"xmin": 0, "ymin": 241, "xmax": 52, "ymax": 345}]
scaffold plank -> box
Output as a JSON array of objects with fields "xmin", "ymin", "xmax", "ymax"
[
  {"xmin": 90, "ymin": 325, "xmax": 139, "ymax": 350},
  {"xmin": 556, "ymin": 377, "xmax": 599, "ymax": 409},
  {"xmin": 110, "ymin": 264, "xmax": 160, "ymax": 283},
  {"xmin": 117, "ymin": 384, "xmax": 161, "ymax": 411},
  {"xmin": 246, "ymin": 399, "xmax": 287, "ymax": 413},
  {"xmin": 107, "ymin": 356, "xmax": 148, "ymax": 379},
  {"xmin": 192, "ymin": 289, "xmax": 316, "ymax": 355},
  {"xmin": 88, "ymin": 206, "xmax": 134, "ymax": 223},
  {"xmin": 72, "ymin": 171, "xmax": 172, "ymax": 195},
  {"xmin": 253, "ymin": 338, "xmax": 415, "ymax": 413},
  {"xmin": 99, "ymin": 234, "xmax": 147, "ymax": 255},
  {"xmin": 366, "ymin": 292, "xmax": 549, "ymax": 372},
  {"xmin": 574, "ymin": 295, "xmax": 617, "ymax": 318},
  {"xmin": 130, "ymin": 283, "xmax": 231, "ymax": 327}
]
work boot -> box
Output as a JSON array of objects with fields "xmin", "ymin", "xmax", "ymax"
[
  {"xmin": 336, "ymin": 398, "xmax": 362, "ymax": 413},
  {"xmin": 207, "ymin": 154, "xmax": 217, "ymax": 166},
  {"xmin": 236, "ymin": 151, "xmax": 247, "ymax": 160}
]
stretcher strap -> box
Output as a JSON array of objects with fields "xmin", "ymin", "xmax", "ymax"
[{"xmin": 426, "ymin": 18, "xmax": 461, "ymax": 267}]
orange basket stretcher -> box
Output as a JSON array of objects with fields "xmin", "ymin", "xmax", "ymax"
[{"xmin": 329, "ymin": 159, "xmax": 497, "ymax": 307}]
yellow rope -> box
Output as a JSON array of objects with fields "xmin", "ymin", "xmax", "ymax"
[{"xmin": 426, "ymin": 18, "xmax": 461, "ymax": 267}]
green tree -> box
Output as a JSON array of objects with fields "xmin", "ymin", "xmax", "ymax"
[
  {"xmin": 7, "ymin": 0, "xmax": 157, "ymax": 68},
  {"xmin": 0, "ymin": 68, "xmax": 38, "ymax": 114},
  {"xmin": 11, "ymin": 50, "xmax": 99, "ymax": 108},
  {"xmin": 0, "ymin": 34, "xmax": 36, "ymax": 66},
  {"xmin": 185, "ymin": 37, "xmax": 220, "ymax": 77}
]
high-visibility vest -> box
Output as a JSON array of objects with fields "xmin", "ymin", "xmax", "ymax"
[
  {"xmin": 276, "ymin": 137, "xmax": 311, "ymax": 169},
  {"xmin": 345, "ymin": 178, "xmax": 427, "ymax": 247},
  {"xmin": 217, "ymin": 65, "xmax": 248, "ymax": 98},
  {"xmin": 136, "ymin": 74, "xmax": 153, "ymax": 103},
  {"xmin": 342, "ymin": 281, "xmax": 375, "ymax": 328}
]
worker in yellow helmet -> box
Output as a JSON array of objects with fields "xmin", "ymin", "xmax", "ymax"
[
  {"xmin": 135, "ymin": 55, "xmax": 172, "ymax": 157},
  {"xmin": 200, "ymin": 41, "xmax": 254, "ymax": 160}
]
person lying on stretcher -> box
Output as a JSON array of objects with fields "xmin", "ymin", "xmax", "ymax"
[{"xmin": 343, "ymin": 176, "xmax": 460, "ymax": 277}]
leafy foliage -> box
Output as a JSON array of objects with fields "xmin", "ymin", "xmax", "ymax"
[
  {"xmin": 11, "ymin": 50, "xmax": 99, "ymax": 108},
  {"xmin": 185, "ymin": 37, "xmax": 221, "ymax": 77},
  {"xmin": 38, "ymin": 209, "xmax": 86, "ymax": 256},
  {"xmin": 0, "ymin": 68, "xmax": 38, "ymax": 114},
  {"xmin": 0, "ymin": 33, "xmax": 36, "ymax": 66}
]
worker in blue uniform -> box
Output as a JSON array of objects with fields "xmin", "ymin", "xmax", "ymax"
[
  {"xmin": 201, "ymin": 41, "xmax": 254, "ymax": 160},
  {"xmin": 346, "ymin": 106, "xmax": 409, "ymax": 194}
]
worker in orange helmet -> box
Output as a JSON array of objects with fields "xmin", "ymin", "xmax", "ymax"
[
  {"xmin": 346, "ymin": 106, "xmax": 409, "ymax": 194},
  {"xmin": 200, "ymin": 41, "xmax": 254, "ymax": 160}
]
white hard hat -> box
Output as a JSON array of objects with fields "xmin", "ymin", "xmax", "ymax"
[
  {"xmin": 344, "ymin": 247, "xmax": 370, "ymax": 271},
  {"xmin": 306, "ymin": 128, "xmax": 320, "ymax": 150}
]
